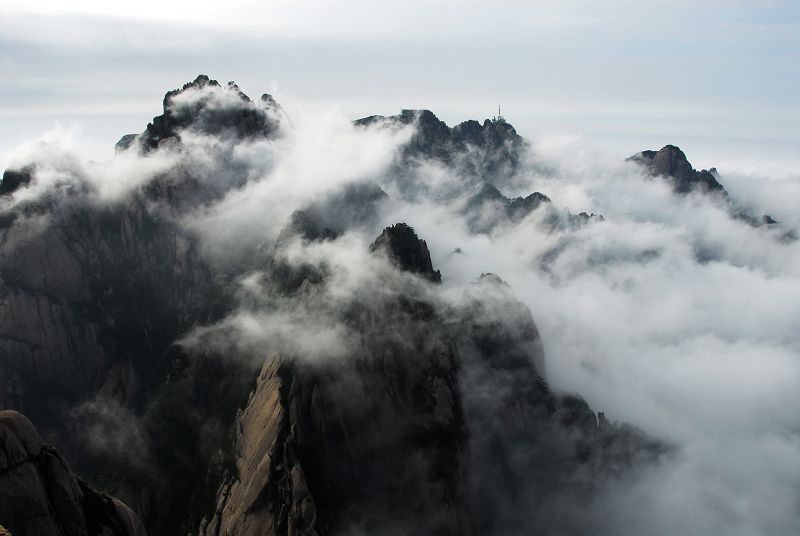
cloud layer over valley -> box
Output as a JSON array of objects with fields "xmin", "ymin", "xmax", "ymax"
[{"xmin": 2, "ymin": 77, "xmax": 798, "ymax": 535}]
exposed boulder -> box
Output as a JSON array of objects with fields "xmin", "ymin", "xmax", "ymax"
[{"xmin": 0, "ymin": 410, "xmax": 147, "ymax": 536}]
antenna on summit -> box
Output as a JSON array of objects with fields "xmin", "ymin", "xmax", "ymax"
[{"xmin": 495, "ymin": 103, "xmax": 505, "ymax": 123}]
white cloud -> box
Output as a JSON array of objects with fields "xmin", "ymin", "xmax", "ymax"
[{"xmin": 2, "ymin": 65, "xmax": 799, "ymax": 535}]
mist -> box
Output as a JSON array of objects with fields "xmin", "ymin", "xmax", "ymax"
[{"xmin": 3, "ymin": 79, "xmax": 798, "ymax": 535}]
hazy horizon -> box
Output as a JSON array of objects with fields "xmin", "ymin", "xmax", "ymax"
[{"xmin": 2, "ymin": 0, "xmax": 799, "ymax": 175}]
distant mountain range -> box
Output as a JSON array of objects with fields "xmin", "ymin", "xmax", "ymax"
[{"xmin": 0, "ymin": 75, "xmax": 785, "ymax": 536}]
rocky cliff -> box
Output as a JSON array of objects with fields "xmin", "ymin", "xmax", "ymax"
[
  {"xmin": 0, "ymin": 410, "xmax": 146, "ymax": 536},
  {"xmin": 0, "ymin": 77, "xmax": 257, "ymax": 535},
  {"xmin": 629, "ymin": 144, "xmax": 786, "ymax": 232},
  {"xmin": 0, "ymin": 76, "xmax": 674, "ymax": 535},
  {"xmin": 198, "ymin": 224, "xmax": 666, "ymax": 535},
  {"xmin": 630, "ymin": 144, "xmax": 725, "ymax": 195}
]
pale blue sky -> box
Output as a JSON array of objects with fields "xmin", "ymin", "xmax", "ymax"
[{"xmin": 2, "ymin": 0, "xmax": 799, "ymax": 172}]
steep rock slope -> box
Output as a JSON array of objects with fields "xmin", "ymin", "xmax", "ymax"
[
  {"xmin": 1, "ymin": 75, "xmax": 671, "ymax": 535},
  {"xmin": 458, "ymin": 274, "xmax": 665, "ymax": 533},
  {"xmin": 200, "ymin": 224, "xmax": 667, "ymax": 535},
  {"xmin": 118, "ymin": 74, "xmax": 282, "ymax": 154},
  {"xmin": 355, "ymin": 110, "xmax": 524, "ymax": 201},
  {"xmin": 630, "ymin": 145, "xmax": 724, "ymax": 194},
  {"xmin": 460, "ymin": 182, "xmax": 552, "ymax": 233},
  {"xmin": 0, "ymin": 190, "xmax": 215, "ymax": 412},
  {"xmin": 0, "ymin": 77, "xmax": 264, "ymax": 535},
  {"xmin": 0, "ymin": 410, "xmax": 146, "ymax": 536},
  {"xmin": 355, "ymin": 109, "xmax": 523, "ymax": 177},
  {"xmin": 202, "ymin": 224, "xmax": 469, "ymax": 535},
  {"xmin": 629, "ymin": 144, "xmax": 786, "ymax": 232}
]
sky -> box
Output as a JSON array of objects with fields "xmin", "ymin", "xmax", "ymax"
[{"xmin": 2, "ymin": 0, "xmax": 799, "ymax": 174}]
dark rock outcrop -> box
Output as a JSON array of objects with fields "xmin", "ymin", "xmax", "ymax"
[
  {"xmin": 202, "ymin": 225, "xmax": 468, "ymax": 535},
  {"xmin": 629, "ymin": 145, "xmax": 785, "ymax": 232},
  {"xmin": 303, "ymin": 182, "xmax": 389, "ymax": 235},
  {"xmin": 0, "ymin": 410, "xmax": 147, "ymax": 536},
  {"xmin": 369, "ymin": 223, "xmax": 442, "ymax": 283},
  {"xmin": 355, "ymin": 109, "xmax": 524, "ymax": 182},
  {"xmin": 0, "ymin": 187, "xmax": 235, "ymax": 534},
  {"xmin": 0, "ymin": 77, "xmax": 258, "ymax": 536},
  {"xmin": 629, "ymin": 144, "xmax": 725, "ymax": 195},
  {"xmin": 0, "ymin": 169, "xmax": 33, "ymax": 196},
  {"xmin": 1, "ymin": 76, "xmax": 675, "ymax": 536},
  {"xmin": 458, "ymin": 274, "xmax": 667, "ymax": 534},
  {"xmin": 199, "ymin": 226, "xmax": 668, "ymax": 536},
  {"xmin": 118, "ymin": 75, "xmax": 282, "ymax": 153},
  {"xmin": 0, "ymin": 193, "xmax": 218, "ymax": 412},
  {"xmin": 113, "ymin": 75, "xmax": 287, "ymax": 212},
  {"xmin": 461, "ymin": 182, "xmax": 551, "ymax": 232},
  {"xmin": 460, "ymin": 182, "xmax": 604, "ymax": 234}
]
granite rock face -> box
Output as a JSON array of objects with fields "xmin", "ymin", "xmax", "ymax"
[
  {"xmin": 0, "ymin": 188, "xmax": 223, "ymax": 533},
  {"xmin": 461, "ymin": 182, "xmax": 551, "ymax": 233},
  {"xmin": 199, "ymin": 224, "xmax": 667, "ymax": 535},
  {"xmin": 458, "ymin": 274, "xmax": 666, "ymax": 533},
  {"xmin": 0, "ymin": 78, "xmax": 250, "ymax": 535},
  {"xmin": 199, "ymin": 357, "xmax": 319, "ymax": 536},
  {"xmin": 0, "ymin": 190, "xmax": 216, "ymax": 412},
  {"xmin": 369, "ymin": 223, "xmax": 442, "ymax": 283},
  {"xmin": 355, "ymin": 109, "xmax": 524, "ymax": 183},
  {"xmin": 2, "ymin": 76, "xmax": 672, "ymax": 536},
  {"xmin": 629, "ymin": 145, "xmax": 787, "ymax": 232},
  {"xmin": 202, "ymin": 225, "xmax": 469, "ymax": 535},
  {"xmin": 629, "ymin": 144, "xmax": 725, "ymax": 194},
  {"xmin": 119, "ymin": 74, "xmax": 283, "ymax": 154},
  {"xmin": 0, "ymin": 410, "xmax": 147, "ymax": 536}
]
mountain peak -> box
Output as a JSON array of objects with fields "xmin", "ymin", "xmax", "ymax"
[
  {"xmin": 630, "ymin": 144, "xmax": 725, "ymax": 195},
  {"xmin": 370, "ymin": 223, "xmax": 442, "ymax": 283},
  {"xmin": 650, "ymin": 145, "xmax": 693, "ymax": 184},
  {"xmin": 118, "ymin": 74, "xmax": 281, "ymax": 153},
  {"xmin": 354, "ymin": 109, "xmax": 524, "ymax": 180}
]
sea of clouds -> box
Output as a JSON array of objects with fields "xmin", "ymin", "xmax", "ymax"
[{"xmin": 3, "ymin": 83, "xmax": 799, "ymax": 535}]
